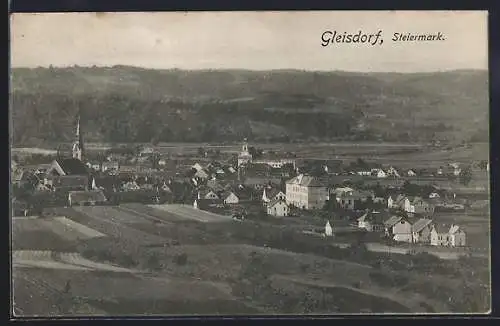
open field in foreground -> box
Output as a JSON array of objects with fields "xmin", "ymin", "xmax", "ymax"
[{"xmin": 12, "ymin": 203, "xmax": 491, "ymax": 315}]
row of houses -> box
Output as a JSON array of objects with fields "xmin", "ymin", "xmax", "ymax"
[
  {"xmin": 356, "ymin": 211, "xmax": 467, "ymax": 247},
  {"xmin": 345, "ymin": 163, "xmax": 464, "ymax": 179}
]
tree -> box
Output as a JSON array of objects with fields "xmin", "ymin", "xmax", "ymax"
[
  {"xmin": 478, "ymin": 160, "xmax": 488, "ymax": 171},
  {"xmin": 248, "ymin": 146, "xmax": 263, "ymax": 159},
  {"xmin": 197, "ymin": 147, "xmax": 206, "ymax": 157},
  {"xmin": 459, "ymin": 166, "xmax": 473, "ymax": 186}
]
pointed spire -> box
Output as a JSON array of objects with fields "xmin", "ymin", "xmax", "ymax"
[
  {"xmin": 75, "ymin": 115, "xmax": 80, "ymax": 138},
  {"xmin": 91, "ymin": 177, "xmax": 97, "ymax": 190}
]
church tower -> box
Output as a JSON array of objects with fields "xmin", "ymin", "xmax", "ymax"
[
  {"xmin": 72, "ymin": 116, "xmax": 83, "ymax": 161},
  {"xmin": 237, "ymin": 138, "xmax": 252, "ymax": 168}
]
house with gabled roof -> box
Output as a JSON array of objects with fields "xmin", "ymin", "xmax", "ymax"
[
  {"xmin": 411, "ymin": 218, "xmax": 434, "ymax": 243},
  {"xmin": 357, "ymin": 210, "xmax": 387, "ymax": 232},
  {"xmin": 222, "ymin": 190, "xmax": 239, "ymax": 205},
  {"xmin": 262, "ymin": 186, "xmax": 286, "ymax": 205},
  {"xmin": 47, "ymin": 158, "xmax": 89, "ymax": 176},
  {"xmin": 387, "ymin": 194, "xmax": 411, "ymax": 211},
  {"xmin": 430, "ymin": 224, "xmax": 467, "ymax": 247},
  {"xmin": 384, "ymin": 215, "xmax": 413, "ymax": 242},
  {"xmin": 197, "ymin": 189, "xmax": 219, "ymax": 201},
  {"xmin": 448, "ymin": 224, "xmax": 467, "ymax": 247},
  {"xmin": 337, "ymin": 189, "xmax": 374, "ymax": 210},
  {"xmin": 267, "ymin": 198, "xmax": 289, "ymax": 217}
]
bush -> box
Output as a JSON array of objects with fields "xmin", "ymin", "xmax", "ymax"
[
  {"xmin": 369, "ymin": 271, "xmax": 409, "ymax": 288},
  {"xmin": 145, "ymin": 253, "xmax": 162, "ymax": 271},
  {"xmin": 174, "ymin": 253, "xmax": 188, "ymax": 266}
]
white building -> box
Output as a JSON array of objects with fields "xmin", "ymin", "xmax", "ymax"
[
  {"xmin": 325, "ymin": 221, "xmax": 333, "ymax": 237},
  {"xmin": 223, "ymin": 191, "xmax": 239, "ymax": 205},
  {"xmin": 285, "ymin": 174, "xmax": 329, "ymax": 210},
  {"xmin": 430, "ymin": 224, "xmax": 467, "ymax": 247},
  {"xmin": 253, "ymin": 158, "xmax": 296, "ymax": 169}
]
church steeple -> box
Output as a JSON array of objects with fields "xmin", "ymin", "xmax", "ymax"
[{"xmin": 72, "ymin": 115, "xmax": 83, "ymax": 161}]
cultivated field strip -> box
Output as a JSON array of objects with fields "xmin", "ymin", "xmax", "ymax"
[
  {"xmin": 150, "ymin": 204, "xmax": 232, "ymax": 223},
  {"xmin": 12, "ymin": 217, "xmax": 105, "ymax": 243},
  {"xmin": 12, "ymin": 250, "xmax": 134, "ymax": 273},
  {"xmin": 69, "ymin": 206, "xmax": 166, "ymax": 244},
  {"xmin": 123, "ymin": 203, "xmax": 186, "ymax": 223},
  {"xmin": 113, "ymin": 205, "xmax": 173, "ymax": 225}
]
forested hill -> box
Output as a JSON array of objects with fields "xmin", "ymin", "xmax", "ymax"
[{"xmin": 10, "ymin": 66, "xmax": 488, "ymax": 146}]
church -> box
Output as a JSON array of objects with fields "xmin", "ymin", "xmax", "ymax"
[
  {"xmin": 237, "ymin": 139, "xmax": 253, "ymax": 168},
  {"xmin": 43, "ymin": 116, "xmax": 90, "ymax": 192}
]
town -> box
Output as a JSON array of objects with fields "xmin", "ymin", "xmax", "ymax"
[
  {"xmin": 10, "ymin": 11, "xmax": 490, "ymax": 316},
  {"xmin": 12, "ymin": 114, "xmax": 491, "ymax": 315},
  {"xmin": 12, "ymin": 117, "xmax": 489, "ymax": 250}
]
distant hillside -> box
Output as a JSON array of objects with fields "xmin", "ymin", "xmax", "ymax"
[{"xmin": 10, "ymin": 66, "xmax": 489, "ymax": 146}]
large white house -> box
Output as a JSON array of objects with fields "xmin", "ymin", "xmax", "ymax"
[{"xmin": 285, "ymin": 174, "xmax": 328, "ymax": 210}]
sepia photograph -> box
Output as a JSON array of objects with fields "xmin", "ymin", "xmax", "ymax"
[{"xmin": 9, "ymin": 11, "xmax": 490, "ymax": 316}]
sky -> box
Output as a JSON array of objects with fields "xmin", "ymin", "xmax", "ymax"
[{"xmin": 10, "ymin": 11, "xmax": 488, "ymax": 72}]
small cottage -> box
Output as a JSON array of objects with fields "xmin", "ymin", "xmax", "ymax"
[
  {"xmin": 222, "ymin": 191, "xmax": 240, "ymax": 205},
  {"xmin": 267, "ymin": 199, "xmax": 289, "ymax": 217}
]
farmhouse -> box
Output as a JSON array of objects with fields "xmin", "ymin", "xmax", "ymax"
[
  {"xmin": 194, "ymin": 169, "xmax": 209, "ymax": 180},
  {"xmin": 122, "ymin": 180, "xmax": 140, "ymax": 191},
  {"xmin": 411, "ymin": 218, "xmax": 433, "ymax": 243},
  {"xmin": 408, "ymin": 197, "xmax": 435, "ymax": 215},
  {"xmin": 384, "ymin": 216, "xmax": 412, "ymax": 243},
  {"xmin": 222, "ymin": 191, "xmax": 239, "ymax": 205},
  {"xmin": 262, "ymin": 187, "xmax": 286, "ymax": 205},
  {"xmin": 198, "ymin": 189, "xmax": 220, "ymax": 200},
  {"xmin": 387, "ymin": 194, "xmax": 411, "ymax": 211},
  {"xmin": 337, "ymin": 190, "xmax": 373, "ymax": 210},
  {"xmin": 430, "ymin": 224, "xmax": 467, "ymax": 247},
  {"xmin": 267, "ymin": 199, "xmax": 289, "ymax": 217},
  {"xmin": 356, "ymin": 211, "xmax": 386, "ymax": 232},
  {"xmin": 285, "ymin": 174, "xmax": 329, "ymax": 210}
]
